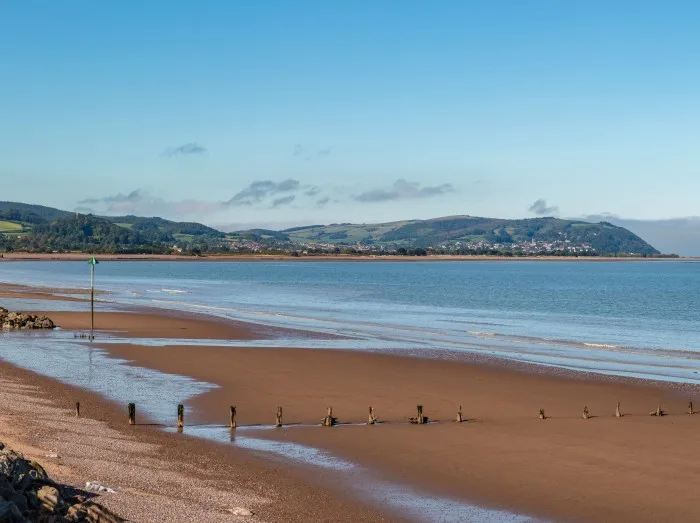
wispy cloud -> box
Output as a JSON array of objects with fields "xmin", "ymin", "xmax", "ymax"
[
  {"xmin": 163, "ymin": 142, "xmax": 207, "ymax": 158},
  {"xmin": 528, "ymin": 199, "xmax": 559, "ymax": 216},
  {"xmin": 272, "ymin": 195, "xmax": 296, "ymax": 208},
  {"xmin": 316, "ymin": 197, "xmax": 331, "ymax": 207},
  {"xmin": 76, "ymin": 189, "xmax": 223, "ymax": 219},
  {"xmin": 293, "ymin": 144, "xmax": 332, "ymax": 161},
  {"xmin": 227, "ymin": 179, "xmax": 301, "ymax": 206},
  {"xmin": 78, "ymin": 189, "xmax": 145, "ymax": 206},
  {"xmin": 353, "ymin": 179, "xmax": 455, "ymax": 203}
]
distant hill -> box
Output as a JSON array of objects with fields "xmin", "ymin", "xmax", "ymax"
[
  {"xmin": 0, "ymin": 201, "xmax": 663, "ymax": 256},
  {"xmin": 0, "ymin": 201, "xmax": 226, "ymax": 254},
  {"xmin": 280, "ymin": 216, "xmax": 661, "ymax": 255},
  {"xmin": 0, "ymin": 201, "xmax": 72, "ymax": 224}
]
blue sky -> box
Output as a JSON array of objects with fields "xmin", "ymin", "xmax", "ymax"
[{"xmin": 1, "ymin": 1, "xmax": 699, "ymax": 229}]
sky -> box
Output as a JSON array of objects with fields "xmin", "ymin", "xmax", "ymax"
[{"xmin": 1, "ymin": 1, "xmax": 699, "ymax": 231}]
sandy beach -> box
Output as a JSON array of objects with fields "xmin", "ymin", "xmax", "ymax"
[{"xmin": 3, "ymin": 291, "xmax": 700, "ymax": 521}]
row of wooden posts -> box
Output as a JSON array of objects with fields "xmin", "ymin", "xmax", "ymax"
[{"xmin": 71, "ymin": 400, "xmax": 697, "ymax": 426}]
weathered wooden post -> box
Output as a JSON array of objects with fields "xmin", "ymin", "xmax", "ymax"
[
  {"xmin": 177, "ymin": 404, "xmax": 184, "ymax": 431},
  {"xmin": 539, "ymin": 408, "xmax": 546, "ymax": 419},
  {"xmin": 456, "ymin": 405, "xmax": 463, "ymax": 423},
  {"xmin": 688, "ymin": 400, "xmax": 695, "ymax": 415},
  {"xmin": 616, "ymin": 401, "xmax": 622, "ymax": 418},
  {"xmin": 368, "ymin": 406, "xmax": 377, "ymax": 425},
  {"xmin": 322, "ymin": 406, "xmax": 336, "ymax": 427},
  {"xmin": 128, "ymin": 403, "xmax": 136, "ymax": 425},
  {"xmin": 75, "ymin": 401, "xmax": 80, "ymax": 418},
  {"xmin": 410, "ymin": 405, "xmax": 427, "ymax": 424},
  {"xmin": 230, "ymin": 406, "xmax": 237, "ymax": 429},
  {"xmin": 276, "ymin": 406, "xmax": 283, "ymax": 428},
  {"xmin": 649, "ymin": 405, "xmax": 664, "ymax": 416}
]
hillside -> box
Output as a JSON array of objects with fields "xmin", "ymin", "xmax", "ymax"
[
  {"xmin": 0, "ymin": 201, "xmax": 225, "ymax": 253},
  {"xmin": 0, "ymin": 201, "xmax": 662, "ymax": 256},
  {"xmin": 281, "ymin": 216, "xmax": 660, "ymax": 255}
]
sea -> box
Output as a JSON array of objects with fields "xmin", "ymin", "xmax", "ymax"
[
  {"xmin": 2, "ymin": 260, "xmax": 700, "ymax": 384},
  {"xmin": 1, "ymin": 260, "xmax": 699, "ymax": 521}
]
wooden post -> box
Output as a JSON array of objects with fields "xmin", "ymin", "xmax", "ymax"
[
  {"xmin": 411, "ymin": 405, "xmax": 427, "ymax": 424},
  {"xmin": 539, "ymin": 408, "xmax": 546, "ymax": 419},
  {"xmin": 75, "ymin": 401, "xmax": 80, "ymax": 418},
  {"xmin": 230, "ymin": 406, "xmax": 237, "ymax": 429},
  {"xmin": 128, "ymin": 403, "xmax": 136, "ymax": 425},
  {"xmin": 649, "ymin": 405, "xmax": 664, "ymax": 416},
  {"xmin": 688, "ymin": 400, "xmax": 695, "ymax": 415},
  {"xmin": 456, "ymin": 405, "xmax": 463, "ymax": 423},
  {"xmin": 368, "ymin": 406, "xmax": 377, "ymax": 425},
  {"xmin": 582, "ymin": 406, "xmax": 589, "ymax": 420},
  {"xmin": 276, "ymin": 406, "xmax": 283, "ymax": 428},
  {"xmin": 177, "ymin": 404, "xmax": 184, "ymax": 431},
  {"xmin": 322, "ymin": 406, "xmax": 336, "ymax": 427},
  {"xmin": 616, "ymin": 401, "xmax": 622, "ymax": 418}
]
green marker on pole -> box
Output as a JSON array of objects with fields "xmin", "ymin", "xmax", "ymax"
[{"xmin": 88, "ymin": 257, "xmax": 99, "ymax": 337}]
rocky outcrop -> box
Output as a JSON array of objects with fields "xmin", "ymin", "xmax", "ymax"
[
  {"xmin": 0, "ymin": 308, "xmax": 55, "ymax": 330},
  {"xmin": 0, "ymin": 442, "xmax": 123, "ymax": 522}
]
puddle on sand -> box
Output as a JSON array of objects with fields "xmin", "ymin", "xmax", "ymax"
[
  {"xmin": 0, "ymin": 333, "xmax": 537, "ymax": 522},
  {"xmin": 169, "ymin": 425, "xmax": 537, "ymax": 523}
]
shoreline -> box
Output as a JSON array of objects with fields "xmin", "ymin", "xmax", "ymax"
[
  {"xmin": 0, "ymin": 360, "xmax": 389, "ymax": 522},
  {"xmin": 4, "ymin": 286, "xmax": 700, "ymax": 521},
  {"xmin": 0, "ymin": 252, "xmax": 692, "ymax": 262}
]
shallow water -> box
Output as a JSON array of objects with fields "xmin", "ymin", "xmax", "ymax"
[{"xmin": 1, "ymin": 260, "xmax": 699, "ymax": 384}]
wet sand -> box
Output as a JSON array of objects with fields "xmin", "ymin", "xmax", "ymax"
[
  {"xmin": 103, "ymin": 342, "xmax": 700, "ymax": 523},
  {"xmin": 0, "ymin": 361, "xmax": 389, "ymax": 522}
]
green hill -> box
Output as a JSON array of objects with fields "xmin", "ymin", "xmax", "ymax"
[
  {"xmin": 281, "ymin": 216, "xmax": 660, "ymax": 255},
  {"xmin": 0, "ymin": 201, "xmax": 662, "ymax": 256}
]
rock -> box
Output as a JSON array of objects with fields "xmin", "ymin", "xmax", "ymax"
[
  {"xmin": 0, "ymin": 308, "xmax": 55, "ymax": 330},
  {"xmin": 84, "ymin": 502, "xmax": 126, "ymax": 523},
  {"xmin": 0, "ymin": 499, "xmax": 26, "ymax": 523},
  {"xmin": 229, "ymin": 507, "xmax": 255, "ymax": 516},
  {"xmin": 65, "ymin": 504, "xmax": 88, "ymax": 522},
  {"xmin": 37, "ymin": 485, "xmax": 62, "ymax": 512}
]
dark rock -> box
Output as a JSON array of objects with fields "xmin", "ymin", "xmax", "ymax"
[{"xmin": 0, "ymin": 499, "xmax": 27, "ymax": 523}]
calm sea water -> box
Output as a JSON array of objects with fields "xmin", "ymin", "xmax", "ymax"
[{"xmin": 1, "ymin": 260, "xmax": 700, "ymax": 383}]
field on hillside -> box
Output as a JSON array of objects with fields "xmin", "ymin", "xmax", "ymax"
[{"xmin": 0, "ymin": 220, "xmax": 24, "ymax": 233}]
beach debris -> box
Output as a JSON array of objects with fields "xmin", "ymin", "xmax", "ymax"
[
  {"xmin": 44, "ymin": 453, "xmax": 59, "ymax": 459},
  {"xmin": 456, "ymin": 405, "xmax": 464, "ymax": 423},
  {"xmin": 75, "ymin": 401, "xmax": 81, "ymax": 418},
  {"xmin": 322, "ymin": 406, "xmax": 337, "ymax": 427},
  {"xmin": 276, "ymin": 406, "xmax": 283, "ymax": 428},
  {"xmin": 410, "ymin": 405, "xmax": 428, "ymax": 424},
  {"xmin": 230, "ymin": 405, "xmax": 237, "ymax": 429},
  {"xmin": 539, "ymin": 408, "xmax": 546, "ymax": 420},
  {"xmin": 616, "ymin": 401, "xmax": 623, "ymax": 418},
  {"xmin": 688, "ymin": 400, "xmax": 695, "ymax": 415},
  {"xmin": 128, "ymin": 403, "xmax": 136, "ymax": 425},
  {"xmin": 649, "ymin": 406, "xmax": 665, "ymax": 416},
  {"xmin": 368, "ymin": 406, "xmax": 378, "ymax": 425},
  {"xmin": 228, "ymin": 507, "xmax": 255, "ymax": 517},
  {"xmin": 177, "ymin": 404, "xmax": 184, "ymax": 431},
  {"xmin": 85, "ymin": 481, "xmax": 117, "ymax": 494},
  {"xmin": 582, "ymin": 406, "xmax": 590, "ymax": 420}
]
